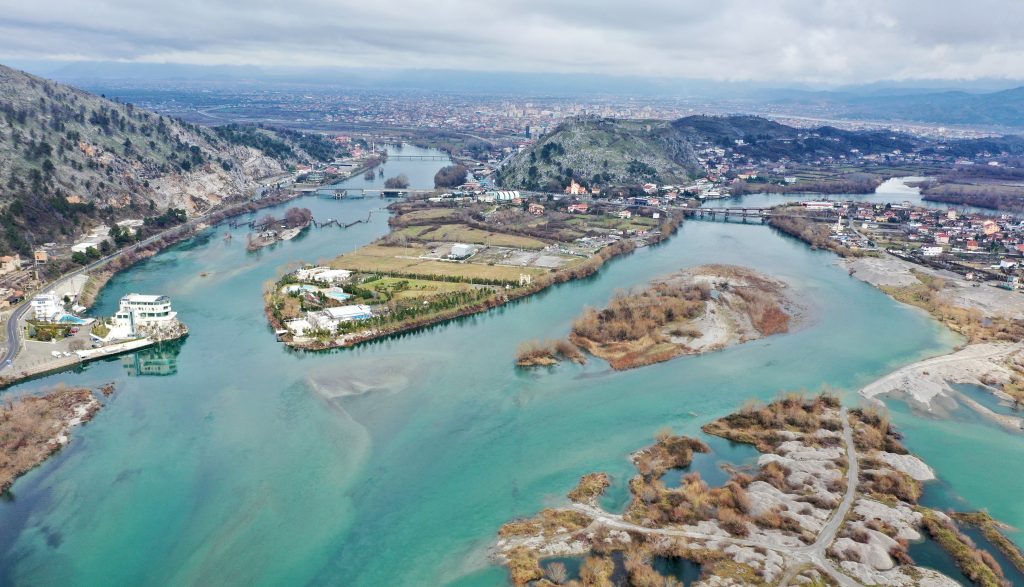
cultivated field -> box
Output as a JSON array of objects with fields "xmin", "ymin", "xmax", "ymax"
[
  {"xmin": 330, "ymin": 244, "xmax": 548, "ymax": 281},
  {"xmin": 413, "ymin": 223, "xmax": 549, "ymax": 249}
]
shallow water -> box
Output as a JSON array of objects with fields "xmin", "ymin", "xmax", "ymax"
[{"xmin": 0, "ymin": 149, "xmax": 1014, "ymax": 586}]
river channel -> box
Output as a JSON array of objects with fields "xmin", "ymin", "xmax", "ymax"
[{"xmin": 0, "ymin": 151, "xmax": 1019, "ymax": 585}]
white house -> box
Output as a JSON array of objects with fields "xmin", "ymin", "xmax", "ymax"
[
  {"xmin": 323, "ymin": 305, "xmax": 373, "ymax": 322},
  {"xmin": 113, "ymin": 294, "xmax": 177, "ymax": 336},
  {"xmin": 921, "ymin": 246, "xmax": 944, "ymax": 257},
  {"xmin": 30, "ymin": 291, "xmax": 63, "ymax": 322},
  {"xmin": 294, "ymin": 266, "xmax": 352, "ymax": 284},
  {"xmin": 298, "ymin": 305, "xmax": 374, "ymax": 335},
  {"xmin": 449, "ymin": 243, "xmax": 475, "ymax": 259}
]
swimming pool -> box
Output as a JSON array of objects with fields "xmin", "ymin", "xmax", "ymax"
[
  {"xmin": 57, "ymin": 314, "xmax": 88, "ymax": 325},
  {"xmin": 283, "ymin": 284, "xmax": 351, "ymax": 301}
]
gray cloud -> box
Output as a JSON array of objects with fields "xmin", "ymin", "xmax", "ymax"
[{"xmin": 1, "ymin": 0, "xmax": 1023, "ymax": 83}]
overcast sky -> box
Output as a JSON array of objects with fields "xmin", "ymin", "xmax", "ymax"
[{"xmin": 1, "ymin": 0, "xmax": 1022, "ymax": 84}]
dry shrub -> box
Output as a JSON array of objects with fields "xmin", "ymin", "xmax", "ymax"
[
  {"xmin": 703, "ymin": 392, "xmax": 837, "ymax": 451},
  {"xmin": 758, "ymin": 461, "xmax": 790, "ymax": 491},
  {"xmin": 850, "ymin": 527, "xmax": 871, "ymax": 544},
  {"xmin": 506, "ymin": 547, "xmax": 543, "ymax": 585},
  {"xmin": 0, "ymin": 386, "xmax": 100, "ymax": 493},
  {"xmin": 718, "ymin": 507, "xmax": 750, "ymax": 537},
  {"xmin": 571, "ymin": 283, "xmax": 706, "ymax": 345},
  {"xmin": 636, "ymin": 434, "xmax": 709, "ymax": 479},
  {"xmin": 863, "ymin": 470, "xmax": 922, "ymax": 503},
  {"xmin": 709, "ymin": 481, "xmax": 750, "ymax": 514},
  {"xmin": 579, "ymin": 556, "xmax": 615, "ymax": 587},
  {"xmin": 735, "ymin": 288, "xmax": 790, "ymax": 335},
  {"xmin": 545, "ymin": 561, "xmax": 569, "ymax": 584},
  {"xmin": 516, "ymin": 339, "xmax": 586, "ymax": 366},
  {"xmin": 890, "ymin": 544, "xmax": 914, "ymax": 566},
  {"xmin": 731, "ymin": 472, "xmax": 754, "ymax": 488},
  {"xmin": 568, "ymin": 473, "xmax": 611, "ymax": 504}
]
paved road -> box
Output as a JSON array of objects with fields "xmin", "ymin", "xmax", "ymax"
[
  {"xmin": 781, "ymin": 407, "xmax": 861, "ymax": 587},
  {"xmin": 567, "ymin": 407, "xmax": 864, "ymax": 586},
  {"xmin": 0, "ymin": 186, "xmax": 300, "ymax": 373},
  {"xmin": 0, "ymin": 251, "xmax": 124, "ymax": 370}
]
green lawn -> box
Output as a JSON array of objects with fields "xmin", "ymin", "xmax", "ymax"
[{"xmin": 362, "ymin": 276, "xmax": 474, "ymax": 300}]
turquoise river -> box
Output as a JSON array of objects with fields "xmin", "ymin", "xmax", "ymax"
[{"xmin": 1, "ymin": 147, "xmax": 1022, "ymax": 585}]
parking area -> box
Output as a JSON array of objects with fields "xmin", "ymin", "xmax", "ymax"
[{"xmin": 10, "ymin": 328, "xmax": 95, "ymax": 373}]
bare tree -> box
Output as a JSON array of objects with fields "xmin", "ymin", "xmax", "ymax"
[{"xmin": 284, "ymin": 207, "xmax": 313, "ymax": 228}]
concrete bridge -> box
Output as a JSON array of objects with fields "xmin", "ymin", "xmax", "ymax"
[
  {"xmin": 317, "ymin": 187, "xmax": 436, "ymax": 198},
  {"xmin": 382, "ymin": 154, "xmax": 450, "ymax": 161},
  {"xmin": 682, "ymin": 206, "xmax": 839, "ymax": 222}
]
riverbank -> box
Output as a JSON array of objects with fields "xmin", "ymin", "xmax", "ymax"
[
  {"xmin": 844, "ymin": 251, "xmax": 1024, "ymax": 425},
  {"xmin": 1, "ymin": 319, "xmax": 189, "ymax": 389},
  {"xmin": 493, "ymin": 394, "xmax": 1020, "ymax": 586},
  {"xmin": 858, "ymin": 343, "xmax": 1023, "ymax": 427},
  {"xmin": 0, "ymin": 383, "xmax": 112, "ymax": 494},
  {"xmin": 76, "ymin": 189, "xmax": 305, "ymax": 310}
]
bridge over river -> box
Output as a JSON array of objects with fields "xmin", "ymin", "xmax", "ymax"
[
  {"xmin": 682, "ymin": 206, "xmax": 839, "ymax": 222},
  {"xmin": 382, "ymin": 154, "xmax": 450, "ymax": 161},
  {"xmin": 318, "ymin": 187, "xmax": 436, "ymax": 198}
]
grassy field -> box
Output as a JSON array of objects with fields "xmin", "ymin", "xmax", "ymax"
[
  {"xmin": 362, "ymin": 276, "xmax": 474, "ymax": 300},
  {"xmin": 567, "ymin": 216, "xmax": 657, "ymax": 232},
  {"xmin": 394, "ymin": 208, "xmax": 462, "ymax": 223},
  {"xmin": 395, "ymin": 225, "xmax": 435, "ymax": 239},
  {"xmin": 330, "ymin": 244, "xmax": 548, "ymax": 281},
  {"xmin": 414, "ymin": 223, "xmax": 549, "ymax": 249}
]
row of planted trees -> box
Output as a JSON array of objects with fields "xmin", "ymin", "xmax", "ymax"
[{"xmin": 332, "ymin": 287, "xmax": 497, "ymax": 336}]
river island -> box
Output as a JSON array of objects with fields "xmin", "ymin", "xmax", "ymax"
[
  {"xmin": 517, "ymin": 264, "xmax": 797, "ymax": 370},
  {"xmin": 494, "ymin": 394, "xmax": 1024, "ymax": 586},
  {"xmin": 264, "ymin": 198, "xmax": 682, "ymax": 349}
]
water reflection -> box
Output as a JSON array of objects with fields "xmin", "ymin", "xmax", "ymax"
[{"xmin": 121, "ymin": 340, "xmax": 184, "ymax": 377}]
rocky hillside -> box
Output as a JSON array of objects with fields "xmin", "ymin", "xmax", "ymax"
[
  {"xmin": 495, "ymin": 117, "xmax": 699, "ymax": 191},
  {"xmin": 0, "ymin": 64, "xmax": 344, "ymax": 255},
  {"xmin": 496, "ymin": 115, "xmax": 921, "ymax": 191}
]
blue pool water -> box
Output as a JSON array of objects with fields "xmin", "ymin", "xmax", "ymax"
[{"xmin": 57, "ymin": 315, "xmax": 88, "ymax": 325}]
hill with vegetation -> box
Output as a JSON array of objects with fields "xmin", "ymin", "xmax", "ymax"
[
  {"xmin": 496, "ymin": 115, "xmax": 921, "ymax": 191},
  {"xmin": 0, "ymin": 64, "xmax": 346, "ymax": 255},
  {"xmin": 495, "ymin": 117, "xmax": 699, "ymax": 190}
]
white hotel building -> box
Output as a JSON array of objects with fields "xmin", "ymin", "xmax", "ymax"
[{"xmin": 113, "ymin": 294, "xmax": 178, "ymax": 336}]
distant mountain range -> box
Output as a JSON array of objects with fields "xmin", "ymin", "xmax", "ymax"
[{"xmin": 0, "ymin": 64, "xmax": 344, "ymax": 256}]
